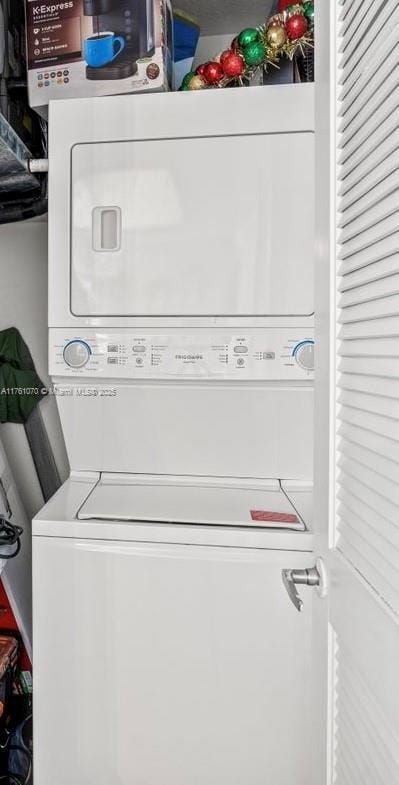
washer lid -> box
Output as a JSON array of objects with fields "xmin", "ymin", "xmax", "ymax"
[{"xmin": 77, "ymin": 474, "xmax": 309, "ymax": 530}]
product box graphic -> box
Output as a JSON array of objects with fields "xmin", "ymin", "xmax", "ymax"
[{"xmin": 25, "ymin": 0, "xmax": 173, "ymax": 116}]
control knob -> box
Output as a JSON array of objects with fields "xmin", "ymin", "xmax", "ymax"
[
  {"xmin": 63, "ymin": 340, "xmax": 91, "ymax": 369},
  {"xmin": 293, "ymin": 340, "xmax": 314, "ymax": 371}
]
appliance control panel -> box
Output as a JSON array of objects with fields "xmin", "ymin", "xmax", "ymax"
[{"xmin": 50, "ymin": 330, "xmax": 314, "ymax": 380}]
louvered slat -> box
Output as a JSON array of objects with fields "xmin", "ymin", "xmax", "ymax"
[
  {"xmin": 336, "ymin": 0, "xmax": 399, "ymax": 622},
  {"xmin": 339, "ymin": 336, "xmax": 399, "ymax": 355},
  {"xmin": 339, "ymin": 440, "xmax": 399, "ymax": 491},
  {"xmin": 339, "ymin": 211, "xmax": 399, "ymax": 260},
  {"xmin": 338, "ymin": 292, "xmax": 399, "ymax": 322},
  {"xmin": 339, "ymin": 456, "xmax": 399, "ymax": 507},
  {"xmin": 340, "ymin": 155, "xmax": 399, "ymax": 222},
  {"xmin": 334, "ymin": 645, "xmax": 399, "ymax": 784},
  {"xmin": 339, "ymin": 127, "xmax": 399, "ymax": 198},
  {"xmin": 337, "ymin": 109, "xmax": 397, "ymax": 178},
  {"xmin": 339, "ymin": 0, "xmax": 398, "ymax": 79},
  {"xmin": 339, "ymin": 85, "xmax": 399, "ymax": 157},
  {"xmin": 339, "ymin": 272, "xmax": 399, "ymax": 307},
  {"xmin": 338, "ymin": 487, "xmax": 399, "ymax": 550},
  {"xmin": 338, "ymin": 420, "xmax": 399, "ymax": 463},
  {"xmin": 339, "ymin": 194, "xmax": 399, "ymax": 245},
  {"xmin": 338, "ymin": 232, "xmax": 399, "ymax": 275},
  {"xmin": 339, "ymin": 372, "xmax": 399, "ymax": 397},
  {"xmin": 339, "ymin": 388, "xmax": 399, "ymax": 417},
  {"xmin": 338, "ymin": 458, "xmax": 399, "ymax": 523},
  {"xmin": 338, "ymin": 0, "xmax": 373, "ymax": 41},
  {"xmin": 339, "ymin": 313, "xmax": 399, "ymax": 339},
  {"xmin": 339, "ymin": 354, "xmax": 399, "ymax": 378},
  {"xmin": 338, "ymin": 0, "xmax": 362, "ymax": 25},
  {"xmin": 338, "ymin": 255, "xmax": 399, "ymax": 292},
  {"xmin": 338, "ymin": 87, "xmax": 399, "ymax": 164},
  {"xmin": 339, "ymin": 33, "xmax": 398, "ymax": 120},
  {"xmin": 339, "ymin": 32, "xmax": 398, "ymax": 113},
  {"xmin": 339, "ymin": 401, "xmax": 399, "ymax": 440},
  {"xmin": 339, "ymin": 420, "xmax": 399, "ymax": 462},
  {"xmin": 339, "ymin": 53, "xmax": 399, "ymax": 134},
  {"xmin": 338, "ymin": 498, "xmax": 399, "ymax": 576}
]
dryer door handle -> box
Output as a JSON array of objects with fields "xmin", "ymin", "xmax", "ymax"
[{"xmin": 92, "ymin": 206, "xmax": 121, "ymax": 252}]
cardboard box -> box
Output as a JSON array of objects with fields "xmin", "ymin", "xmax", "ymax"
[{"xmin": 25, "ymin": 0, "xmax": 174, "ymax": 117}]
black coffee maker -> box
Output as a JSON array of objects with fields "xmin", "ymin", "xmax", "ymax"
[{"xmin": 83, "ymin": 0, "xmax": 155, "ymax": 80}]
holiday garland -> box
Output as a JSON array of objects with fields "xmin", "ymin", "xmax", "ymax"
[{"xmin": 180, "ymin": 0, "xmax": 314, "ymax": 91}]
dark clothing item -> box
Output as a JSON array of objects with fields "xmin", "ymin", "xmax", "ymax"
[{"xmin": 0, "ymin": 327, "xmax": 45, "ymax": 424}]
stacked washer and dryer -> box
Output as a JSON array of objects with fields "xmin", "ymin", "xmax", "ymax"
[{"xmin": 33, "ymin": 84, "xmax": 316, "ymax": 784}]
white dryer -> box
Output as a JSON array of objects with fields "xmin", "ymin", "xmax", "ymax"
[{"xmin": 34, "ymin": 84, "xmax": 316, "ymax": 784}]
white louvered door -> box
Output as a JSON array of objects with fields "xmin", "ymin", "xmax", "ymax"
[{"xmin": 313, "ymin": 0, "xmax": 399, "ymax": 782}]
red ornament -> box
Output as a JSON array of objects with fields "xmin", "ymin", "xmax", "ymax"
[
  {"xmin": 203, "ymin": 61, "xmax": 224, "ymax": 85},
  {"xmin": 220, "ymin": 49, "xmax": 232, "ymax": 66},
  {"xmin": 285, "ymin": 13, "xmax": 308, "ymax": 39},
  {"xmin": 221, "ymin": 51, "xmax": 245, "ymax": 78},
  {"xmin": 196, "ymin": 63, "xmax": 207, "ymax": 76},
  {"xmin": 278, "ymin": 0, "xmax": 301, "ymax": 10}
]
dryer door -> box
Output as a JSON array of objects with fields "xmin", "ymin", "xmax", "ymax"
[{"xmin": 71, "ymin": 132, "xmax": 314, "ymax": 317}]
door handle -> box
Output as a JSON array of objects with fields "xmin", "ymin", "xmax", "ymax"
[
  {"xmin": 92, "ymin": 206, "xmax": 121, "ymax": 252},
  {"xmin": 282, "ymin": 558, "xmax": 327, "ymax": 612}
]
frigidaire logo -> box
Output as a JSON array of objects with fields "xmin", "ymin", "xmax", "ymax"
[
  {"xmin": 175, "ymin": 354, "xmax": 204, "ymax": 361},
  {"xmin": 32, "ymin": 2, "xmax": 74, "ymax": 14}
]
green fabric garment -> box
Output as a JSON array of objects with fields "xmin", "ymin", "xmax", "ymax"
[{"xmin": 0, "ymin": 327, "xmax": 46, "ymax": 424}]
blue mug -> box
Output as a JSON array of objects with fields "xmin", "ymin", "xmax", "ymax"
[{"xmin": 84, "ymin": 32, "xmax": 125, "ymax": 68}]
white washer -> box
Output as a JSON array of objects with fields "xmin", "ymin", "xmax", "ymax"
[{"xmin": 34, "ymin": 474, "xmax": 313, "ymax": 785}]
